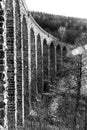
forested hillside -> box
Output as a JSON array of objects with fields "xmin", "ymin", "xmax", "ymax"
[{"xmin": 30, "ymin": 11, "xmax": 87, "ymax": 45}]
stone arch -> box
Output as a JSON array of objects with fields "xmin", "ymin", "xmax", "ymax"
[
  {"xmin": 63, "ymin": 46, "xmax": 67, "ymax": 62},
  {"xmin": 43, "ymin": 39, "xmax": 48, "ymax": 81},
  {"xmin": 37, "ymin": 34, "xmax": 42, "ymax": 94},
  {"xmin": 50, "ymin": 42, "xmax": 55, "ymax": 82},
  {"xmin": 30, "ymin": 28, "xmax": 36, "ymax": 101},
  {"xmin": 56, "ymin": 45, "xmax": 61, "ymax": 71},
  {"xmin": 22, "ymin": 15, "xmax": 29, "ymax": 120}
]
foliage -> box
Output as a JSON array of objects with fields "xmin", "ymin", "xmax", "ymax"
[
  {"xmin": 28, "ymin": 55, "xmax": 87, "ymax": 129},
  {"xmin": 63, "ymin": 29, "xmax": 80, "ymax": 44},
  {"xmin": 75, "ymin": 32, "xmax": 87, "ymax": 46},
  {"xmin": 44, "ymin": 55, "xmax": 87, "ymax": 129},
  {"xmin": 30, "ymin": 11, "xmax": 87, "ymax": 44}
]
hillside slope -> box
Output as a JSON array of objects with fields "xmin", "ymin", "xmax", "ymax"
[{"xmin": 30, "ymin": 11, "xmax": 87, "ymax": 45}]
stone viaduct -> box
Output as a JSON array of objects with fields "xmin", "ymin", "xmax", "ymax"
[{"xmin": 0, "ymin": 0, "xmax": 72, "ymax": 129}]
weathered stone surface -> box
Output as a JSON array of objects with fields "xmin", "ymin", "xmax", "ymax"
[
  {"xmin": 15, "ymin": 0, "xmax": 22, "ymax": 126},
  {"xmin": 6, "ymin": 0, "xmax": 15, "ymax": 129},
  {"xmin": 1, "ymin": 0, "xmax": 71, "ymax": 130},
  {"xmin": 22, "ymin": 16, "xmax": 29, "ymax": 121},
  {"xmin": 0, "ymin": 0, "xmax": 5, "ymax": 128}
]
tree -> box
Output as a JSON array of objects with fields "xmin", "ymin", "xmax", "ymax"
[
  {"xmin": 75, "ymin": 32, "xmax": 87, "ymax": 46},
  {"xmin": 58, "ymin": 26, "xmax": 66, "ymax": 41}
]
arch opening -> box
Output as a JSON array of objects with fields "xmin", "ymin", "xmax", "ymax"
[
  {"xmin": 43, "ymin": 39, "xmax": 48, "ymax": 81},
  {"xmin": 43, "ymin": 82, "xmax": 49, "ymax": 93},
  {"xmin": 37, "ymin": 34, "xmax": 42, "ymax": 94},
  {"xmin": 63, "ymin": 46, "xmax": 67, "ymax": 62},
  {"xmin": 30, "ymin": 28, "xmax": 36, "ymax": 102},
  {"xmin": 50, "ymin": 42, "xmax": 55, "ymax": 82},
  {"xmin": 56, "ymin": 45, "xmax": 61, "ymax": 71}
]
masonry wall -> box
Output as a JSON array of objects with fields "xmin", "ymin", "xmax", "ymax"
[
  {"xmin": 0, "ymin": 0, "xmax": 72, "ymax": 130},
  {"xmin": 22, "ymin": 15, "xmax": 29, "ymax": 122},
  {"xmin": 15, "ymin": 0, "xmax": 23, "ymax": 126},
  {"xmin": 0, "ymin": 0, "xmax": 5, "ymax": 128},
  {"xmin": 6, "ymin": 0, "xmax": 15, "ymax": 129}
]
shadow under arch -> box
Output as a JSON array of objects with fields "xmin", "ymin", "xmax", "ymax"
[
  {"xmin": 50, "ymin": 42, "xmax": 55, "ymax": 82},
  {"xmin": 37, "ymin": 34, "xmax": 42, "ymax": 94},
  {"xmin": 62, "ymin": 46, "xmax": 67, "ymax": 62},
  {"xmin": 30, "ymin": 28, "xmax": 37, "ymax": 102},
  {"xmin": 43, "ymin": 39, "xmax": 49, "ymax": 93},
  {"xmin": 43, "ymin": 39, "xmax": 48, "ymax": 80},
  {"xmin": 56, "ymin": 45, "xmax": 61, "ymax": 71}
]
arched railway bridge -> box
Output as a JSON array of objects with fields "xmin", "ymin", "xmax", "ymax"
[{"xmin": 0, "ymin": 0, "xmax": 72, "ymax": 129}]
